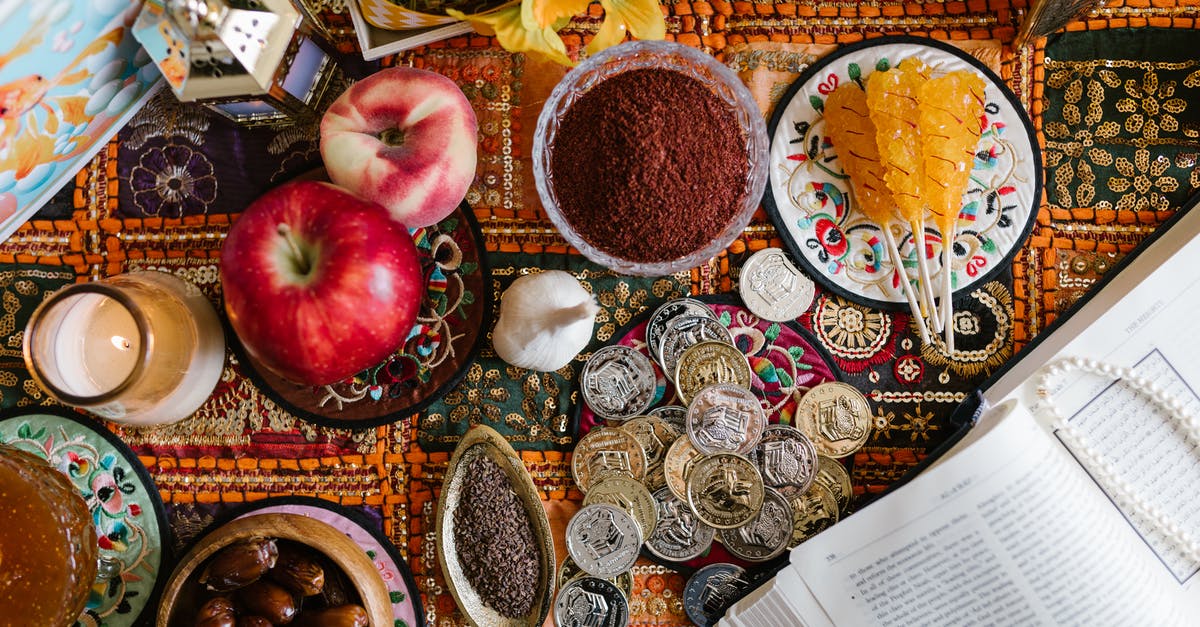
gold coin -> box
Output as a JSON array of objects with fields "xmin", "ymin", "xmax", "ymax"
[
  {"xmin": 572, "ymin": 427, "xmax": 648, "ymax": 493},
  {"xmin": 815, "ymin": 455, "xmax": 853, "ymax": 513},
  {"xmin": 619, "ymin": 415, "xmax": 680, "ymax": 492},
  {"xmin": 794, "ymin": 382, "xmax": 873, "ymax": 458},
  {"xmin": 674, "ymin": 341, "xmax": 752, "ymax": 405},
  {"xmin": 787, "ymin": 481, "xmax": 840, "ymax": 549},
  {"xmin": 584, "ymin": 474, "xmax": 659, "ymax": 538},
  {"xmin": 664, "ymin": 436, "xmax": 702, "ymax": 503},
  {"xmin": 685, "ymin": 452, "xmax": 764, "ymax": 529}
]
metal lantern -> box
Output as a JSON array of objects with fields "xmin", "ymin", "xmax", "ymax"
[{"xmin": 132, "ymin": 0, "xmax": 341, "ymax": 126}]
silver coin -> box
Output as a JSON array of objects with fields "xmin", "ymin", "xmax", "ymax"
[
  {"xmin": 646, "ymin": 486, "xmax": 715, "ymax": 562},
  {"xmin": 581, "ymin": 345, "xmax": 657, "ymax": 421},
  {"xmin": 646, "ymin": 298, "xmax": 715, "ymax": 366},
  {"xmin": 647, "ymin": 405, "xmax": 688, "ymax": 433},
  {"xmin": 566, "ymin": 503, "xmax": 643, "ymax": 579},
  {"xmin": 554, "ymin": 576, "xmax": 630, "ymax": 627},
  {"xmin": 718, "ymin": 487, "xmax": 793, "ymax": 562},
  {"xmin": 787, "ymin": 481, "xmax": 840, "ymax": 549},
  {"xmin": 815, "ymin": 454, "xmax": 853, "ymax": 514},
  {"xmin": 749, "ymin": 424, "xmax": 819, "ymax": 497},
  {"xmin": 658, "ymin": 315, "xmax": 734, "ymax": 383},
  {"xmin": 685, "ymin": 384, "xmax": 766, "ymax": 455},
  {"xmin": 738, "ymin": 247, "xmax": 816, "ymax": 322},
  {"xmin": 683, "ymin": 563, "xmax": 751, "ymax": 627}
]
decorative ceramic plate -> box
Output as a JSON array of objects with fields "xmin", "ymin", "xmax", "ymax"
[
  {"xmin": 576, "ymin": 294, "xmax": 841, "ymax": 434},
  {"xmin": 229, "ymin": 497, "xmax": 425, "ymax": 627},
  {"xmin": 763, "ymin": 36, "xmax": 1041, "ymax": 310},
  {"xmin": 232, "ymin": 201, "xmax": 491, "ymax": 429},
  {"xmin": 0, "ymin": 408, "xmax": 169, "ymax": 627}
]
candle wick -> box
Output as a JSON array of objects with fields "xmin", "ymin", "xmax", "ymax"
[{"xmin": 276, "ymin": 224, "xmax": 311, "ymax": 276}]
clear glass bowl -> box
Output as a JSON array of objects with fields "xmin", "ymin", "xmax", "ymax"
[{"xmin": 533, "ymin": 40, "xmax": 770, "ymax": 277}]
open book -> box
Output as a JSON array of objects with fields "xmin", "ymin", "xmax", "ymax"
[{"xmin": 721, "ymin": 194, "xmax": 1200, "ymax": 626}]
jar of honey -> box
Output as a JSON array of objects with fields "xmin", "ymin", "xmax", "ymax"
[{"xmin": 0, "ymin": 444, "xmax": 98, "ymax": 626}]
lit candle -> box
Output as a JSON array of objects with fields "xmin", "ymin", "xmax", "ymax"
[{"xmin": 24, "ymin": 271, "xmax": 226, "ymax": 425}]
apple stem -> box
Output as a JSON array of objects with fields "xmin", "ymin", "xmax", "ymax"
[
  {"xmin": 276, "ymin": 224, "xmax": 311, "ymax": 275},
  {"xmin": 378, "ymin": 127, "xmax": 405, "ymax": 147}
]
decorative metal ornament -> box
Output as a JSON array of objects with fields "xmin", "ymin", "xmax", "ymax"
[{"xmin": 132, "ymin": 0, "xmax": 342, "ymax": 126}]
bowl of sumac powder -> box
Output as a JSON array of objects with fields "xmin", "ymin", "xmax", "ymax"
[
  {"xmin": 437, "ymin": 424, "xmax": 555, "ymax": 626},
  {"xmin": 533, "ymin": 40, "xmax": 769, "ymax": 276}
]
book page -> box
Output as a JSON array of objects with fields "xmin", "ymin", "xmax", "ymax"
[
  {"xmin": 788, "ymin": 402, "xmax": 1190, "ymax": 626},
  {"xmin": 986, "ymin": 208, "xmax": 1200, "ymax": 594}
]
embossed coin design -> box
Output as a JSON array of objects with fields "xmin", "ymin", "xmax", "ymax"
[
  {"xmin": 750, "ymin": 424, "xmax": 818, "ymax": 497},
  {"xmin": 718, "ymin": 487, "xmax": 793, "ymax": 562},
  {"xmin": 581, "ymin": 345, "xmax": 657, "ymax": 421},
  {"xmin": 647, "ymin": 486, "xmax": 716, "ymax": 562},
  {"xmin": 686, "ymin": 453, "xmax": 764, "ymax": 529},
  {"xmin": 683, "ymin": 563, "xmax": 751, "ymax": 627},
  {"xmin": 659, "ymin": 316, "xmax": 734, "ymax": 384},
  {"xmin": 664, "ymin": 436, "xmax": 702, "ymax": 503},
  {"xmin": 738, "ymin": 247, "xmax": 816, "ymax": 322},
  {"xmin": 795, "ymin": 381, "xmax": 873, "ymax": 458},
  {"xmin": 566, "ymin": 503, "xmax": 643, "ymax": 579},
  {"xmin": 685, "ymin": 383, "xmax": 765, "ymax": 455},
  {"xmin": 557, "ymin": 556, "xmax": 634, "ymax": 602},
  {"xmin": 648, "ymin": 405, "xmax": 688, "ymax": 433},
  {"xmin": 571, "ymin": 427, "xmax": 647, "ymax": 493},
  {"xmin": 646, "ymin": 298, "xmax": 715, "ymax": 366},
  {"xmin": 583, "ymin": 474, "xmax": 659, "ymax": 538},
  {"xmin": 619, "ymin": 415, "xmax": 679, "ymax": 492},
  {"xmin": 675, "ymin": 341, "xmax": 752, "ymax": 405},
  {"xmin": 787, "ymin": 482, "xmax": 840, "ymax": 549},
  {"xmin": 554, "ymin": 576, "xmax": 630, "ymax": 627},
  {"xmin": 815, "ymin": 455, "xmax": 853, "ymax": 514}
]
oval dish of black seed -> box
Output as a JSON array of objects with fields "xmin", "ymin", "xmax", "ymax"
[{"xmin": 437, "ymin": 424, "xmax": 556, "ymax": 626}]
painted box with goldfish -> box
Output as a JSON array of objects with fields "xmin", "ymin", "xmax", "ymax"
[{"xmin": 0, "ymin": 0, "xmax": 162, "ymax": 239}]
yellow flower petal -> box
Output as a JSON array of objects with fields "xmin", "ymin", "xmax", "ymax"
[
  {"xmin": 448, "ymin": 4, "xmax": 575, "ymax": 66},
  {"xmin": 530, "ymin": 0, "xmax": 591, "ymax": 29},
  {"xmin": 598, "ymin": 0, "xmax": 665, "ymax": 42},
  {"xmin": 587, "ymin": 13, "xmax": 628, "ymax": 54}
]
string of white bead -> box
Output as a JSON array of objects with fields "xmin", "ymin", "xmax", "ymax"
[{"xmin": 1036, "ymin": 356, "xmax": 1200, "ymax": 565}]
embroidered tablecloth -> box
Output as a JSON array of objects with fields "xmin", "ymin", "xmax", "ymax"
[{"xmin": 1, "ymin": 0, "xmax": 1198, "ymax": 624}]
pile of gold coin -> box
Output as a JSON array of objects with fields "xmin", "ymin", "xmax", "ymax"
[{"xmin": 560, "ymin": 298, "xmax": 876, "ymax": 625}]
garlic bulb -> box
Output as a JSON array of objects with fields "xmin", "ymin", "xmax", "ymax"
[{"xmin": 492, "ymin": 270, "xmax": 599, "ymax": 372}]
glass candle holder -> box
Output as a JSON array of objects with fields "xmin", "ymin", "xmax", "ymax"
[
  {"xmin": 0, "ymin": 444, "xmax": 98, "ymax": 625},
  {"xmin": 23, "ymin": 271, "xmax": 225, "ymax": 425}
]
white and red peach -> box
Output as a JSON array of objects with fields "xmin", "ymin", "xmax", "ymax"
[{"xmin": 320, "ymin": 67, "xmax": 478, "ymax": 228}]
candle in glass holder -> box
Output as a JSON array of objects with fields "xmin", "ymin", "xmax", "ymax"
[
  {"xmin": 23, "ymin": 271, "xmax": 225, "ymax": 425},
  {"xmin": 0, "ymin": 444, "xmax": 98, "ymax": 625}
]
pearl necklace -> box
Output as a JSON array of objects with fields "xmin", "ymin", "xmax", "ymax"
[{"xmin": 1036, "ymin": 356, "xmax": 1200, "ymax": 564}]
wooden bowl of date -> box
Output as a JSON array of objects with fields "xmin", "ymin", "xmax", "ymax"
[{"xmin": 157, "ymin": 513, "xmax": 392, "ymax": 627}]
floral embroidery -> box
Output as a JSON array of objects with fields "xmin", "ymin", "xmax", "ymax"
[
  {"xmin": 1042, "ymin": 56, "xmax": 1200, "ymax": 213},
  {"xmin": 810, "ymin": 295, "xmax": 894, "ymax": 373},
  {"xmin": 129, "ymin": 144, "xmax": 217, "ymax": 217}
]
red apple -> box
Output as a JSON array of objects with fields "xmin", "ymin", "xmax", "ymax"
[
  {"xmin": 320, "ymin": 67, "xmax": 478, "ymax": 228},
  {"xmin": 220, "ymin": 181, "xmax": 422, "ymax": 386}
]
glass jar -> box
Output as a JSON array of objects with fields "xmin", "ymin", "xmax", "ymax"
[
  {"xmin": 0, "ymin": 444, "xmax": 98, "ymax": 625},
  {"xmin": 22, "ymin": 271, "xmax": 226, "ymax": 425}
]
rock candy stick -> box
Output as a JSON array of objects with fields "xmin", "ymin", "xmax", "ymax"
[
  {"xmin": 866, "ymin": 60, "xmax": 941, "ymax": 332},
  {"xmin": 918, "ymin": 70, "xmax": 986, "ymax": 353},
  {"xmin": 825, "ymin": 84, "xmax": 931, "ymax": 344}
]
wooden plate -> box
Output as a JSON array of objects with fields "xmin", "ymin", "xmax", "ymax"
[
  {"xmin": 436, "ymin": 425, "xmax": 556, "ymax": 626},
  {"xmin": 156, "ymin": 513, "xmax": 392, "ymax": 627}
]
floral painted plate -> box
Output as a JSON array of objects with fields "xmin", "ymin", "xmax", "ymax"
[
  {"xmin": 231, "ymin": 200, "xmax": 491, "ymax": 429},
  {"xmin": 0, "ymin": 408, "xmax": 169, "ymax": 627},
  {"xmin": 228, "ymin": 497, "xmax": 425, "ymax": 627},
  {"xmin": 763, "ymin": 36, "xmax": 1040, "ymax": 310}
]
